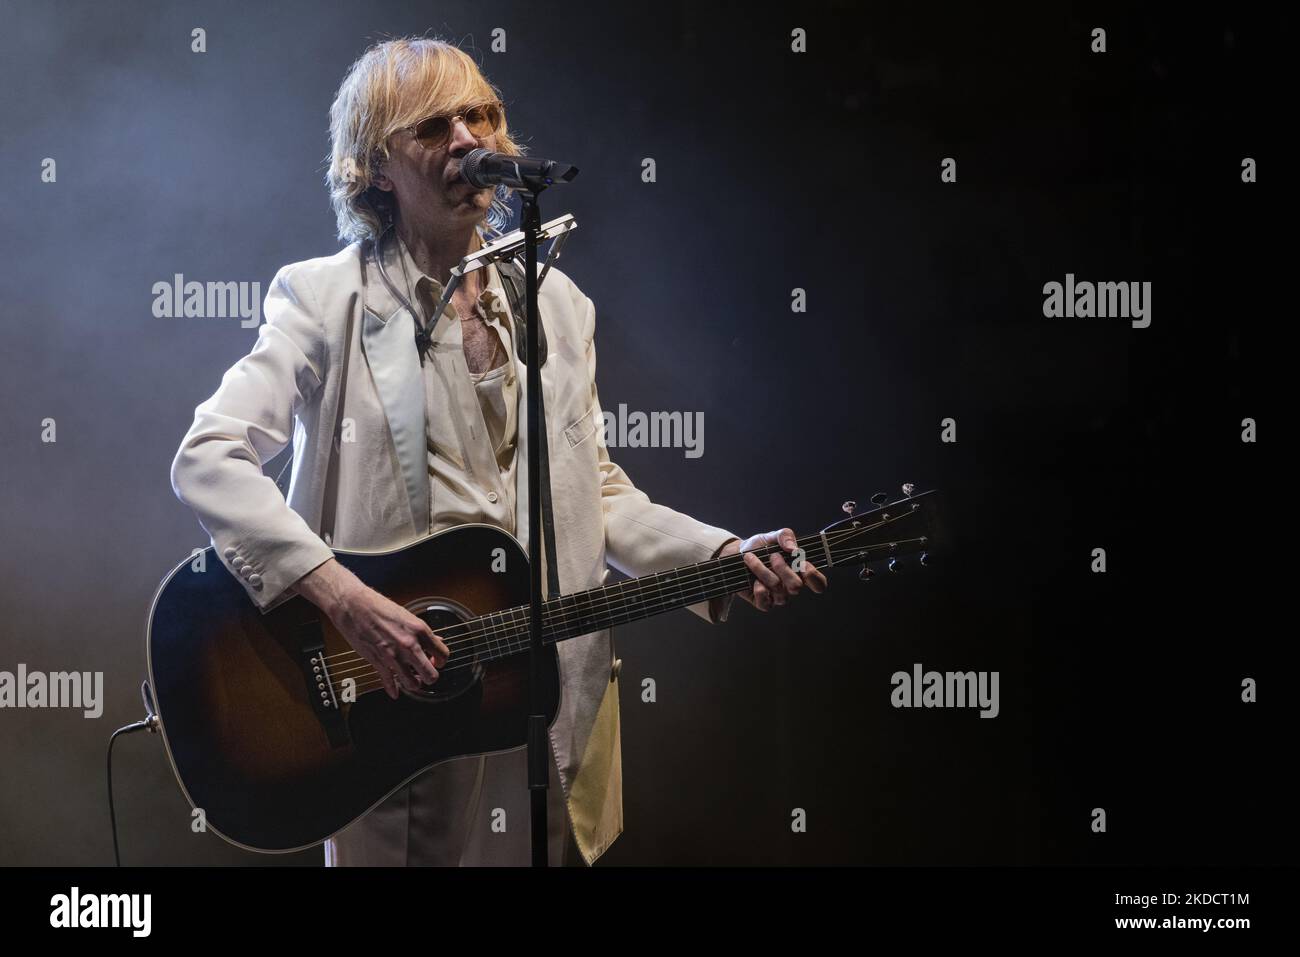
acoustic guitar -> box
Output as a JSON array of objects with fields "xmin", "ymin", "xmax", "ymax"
[{"xmin": 146, "ymin": 488, "xmax": 943, "ymax": 852}]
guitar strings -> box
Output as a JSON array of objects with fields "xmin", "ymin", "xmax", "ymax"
[
  {"xmin": 313, "ymin": 516, "xmax": 921, "ymax": 691},
  {"xmin": 320, "ymin": 523, "xmax": 912, "ymax": 694},
  {"xmin": 327, "ymin": 562, "xmax": 765, "ymax": 682},
  {"xmin": 337, "ymin": 562, "xmax": 831, "ymax": 698},
  {"xmin": 315, "ymin": 516, "xmax": 903, "ymax": 670},
  {"xmin": 338, "ymin": 566, "xmax": 791, "ymax": 697},
  {"xmin": 324, "ymin": 559, "xmax": 778, "ymax": 694},
  {"xmin": 317, "ymin": 518, "xmax": 927, "ymax": 700}
]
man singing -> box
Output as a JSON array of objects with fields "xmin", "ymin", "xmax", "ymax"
[{"xmin": 170, "ymin": 36, "xmax": 826, "ymax": 867}]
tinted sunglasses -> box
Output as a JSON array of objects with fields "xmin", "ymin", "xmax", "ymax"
[{"xmin": 404, "ymin": 102, "xmax": 505, "ymax": 151}]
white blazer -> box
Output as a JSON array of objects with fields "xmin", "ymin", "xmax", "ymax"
[{"xmin": 171, "ymin": 235, "xmax": 739, "ymax": 862}]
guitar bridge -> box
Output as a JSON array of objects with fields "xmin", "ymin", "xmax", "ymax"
[{"xmin": 297, "ymin": 621, "xmax": 350, "ymax": 748}]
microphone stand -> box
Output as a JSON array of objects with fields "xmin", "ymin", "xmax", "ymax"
[
  {"xmin": 430, "ymin": 166, "xmax": 578, "ymax": 867},
  {"xmin": 512, "ymin": 174, "xmax": 579, "ymax": 868},
  {"xmin": 520, "ymin": 186, "xmax": 551, "ymax": 868},
  {"xmin": 503, "ymin": 152, "xmax": 576, "ymax": 866}
]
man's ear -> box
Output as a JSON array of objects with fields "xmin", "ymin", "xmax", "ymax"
[{"xmin": 371, "ymin": 150, "xmax": 396, "ymax": 192}]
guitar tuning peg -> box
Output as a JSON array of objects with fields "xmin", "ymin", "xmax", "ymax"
[
  {"xmin": 888, "ymin": 557, "xmax": 900, "ymax": 573},
  {"xmin": 919, "ymin": 551, "xmax": 929, "ymax": 567},
  {"xmin": 902, "ymin": 483, "xmax": 916, "ymax": 497},
  {"xmin": 859, "ymin": 567, "xmax": 874, "ymax": 582},
  {"xmin": 870, "ymin": 492, "xmax": 889, "ymax": 508},
  {"xmin": 841, "ymin": 500, "xmax": 857, "ymax": 516}
]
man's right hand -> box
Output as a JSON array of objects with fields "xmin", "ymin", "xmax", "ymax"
[{"xmin": 291, "ymin": 558, "xmax": 449, "ymax": 700}]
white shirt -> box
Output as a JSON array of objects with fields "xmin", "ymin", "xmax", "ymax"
[{"xmin": 396, "ymin": 236, "xmax": 519, "ymax": 537}]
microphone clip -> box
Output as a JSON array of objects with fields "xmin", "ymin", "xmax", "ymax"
[
  {"xmin": 425, "ymin": 213, "xmax": 579, "ymax": 341},
  {"xmin": 414, "ymin": 326, "xmax": 433, "ymax": 365}
]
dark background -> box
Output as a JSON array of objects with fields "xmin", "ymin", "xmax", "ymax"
[{"xmin": 0, "ymin": 0, "xmax": 1284, "ymax": 865}]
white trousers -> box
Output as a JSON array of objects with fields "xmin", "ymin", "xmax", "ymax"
[{"xmin": 323, "ymin": 744, "xmax": 577, "ymax": 866}]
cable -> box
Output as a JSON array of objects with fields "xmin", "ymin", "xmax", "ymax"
[{"xmin": 107, "ymin": 680, "xmax": 160, "ymax": 866}]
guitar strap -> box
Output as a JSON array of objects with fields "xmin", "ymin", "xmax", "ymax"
[
  {"xmin": 316, "ymin": 248, "xmax": 360, "ymax": 548},
  {"xmin": 273, "ymin": 251, "xmax": 358, "ymax": 550}
]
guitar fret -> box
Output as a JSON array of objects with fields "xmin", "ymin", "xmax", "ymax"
[
  {"xmin": 493, "ymin": 609, "xmax": 507, "ymax": 658},
  {"xmin": 614, "ymin": 579, "xmax": 635, "ymax": 626},
  {"xmin": 667, "ymin": 568, "xmax": 686, "ymax": 610},
  {"xmin": 705, "ymin": 562, "xmax": 726, "ymax": 603},
  {"xmin": 506, "ymin": 607, "xmax": 524, "ymax": 657},
  {"xmin": 561, "ymin": 593, "xmax": 579, "ymax": 640},
  {"xmin": 575, "ymin": 589, "xmax": 596, "ymax": 636},
  {"xmin": 655, "ymin": 572, "xmax": 676, "ymax": 616}
]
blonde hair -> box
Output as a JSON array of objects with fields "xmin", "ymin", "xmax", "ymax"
[{"xmin": 326, "ymin": 36, "xmax": 525, "ymax": 245}]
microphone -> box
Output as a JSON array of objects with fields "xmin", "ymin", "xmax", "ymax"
[{"xmin": 460, "ymin": 148, "xmax": 579, "ymax": 191}]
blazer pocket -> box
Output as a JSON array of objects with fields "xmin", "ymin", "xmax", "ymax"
[{"xmin": 563, "ymin": 400, "xmax": 599, "ymax": 450}]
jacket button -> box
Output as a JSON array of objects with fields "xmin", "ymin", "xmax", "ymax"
[
  {"xmin": 223, "ymin": 548, "xmax": 237, "ymax": 560},
  {"xmin": 487, "ymin": 491, "xmax": 499, "ymax": 503},
  {"xmin": 610, "ymin": 658, "xmax": 622, "ymax": 681},
  {"xmin": 248, "ymin": 573, "xmax": 263, "ymax": 587}
]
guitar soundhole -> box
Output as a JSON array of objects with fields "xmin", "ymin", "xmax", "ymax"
[{"xmin": 405, "ymin": 599, "xmax": 484, "ymax": 703}]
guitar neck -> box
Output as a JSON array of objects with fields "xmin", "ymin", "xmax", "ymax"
[
  {"xmin": 469, "ymin": 490, "xmax": 936, "ymax": 661},
  {"xmin": 475, "ymin": 532, "xmax": 826, "ymax": 657}
]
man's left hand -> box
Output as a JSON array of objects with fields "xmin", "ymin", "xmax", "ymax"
[{"xmin": 721, "ymin": 528, "xmax": 828, "ymax": 611}]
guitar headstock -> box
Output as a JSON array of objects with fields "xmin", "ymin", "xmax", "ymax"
[{"xmin": 818, "ymin": 484, "xmax": 946, "ymax": 580}]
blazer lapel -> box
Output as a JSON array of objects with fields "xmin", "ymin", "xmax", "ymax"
[{"xmin": 361, "ymin": 236, "xmax": 429, "ymax": 538}]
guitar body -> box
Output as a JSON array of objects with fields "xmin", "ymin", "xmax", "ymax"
[
  {"xmin": 146, "ymin": 524, "xmax": 559, "ymax": 853},
  {"xmin": 147, "ymin": 487, "xmax": 943, "ymax": 853}
]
